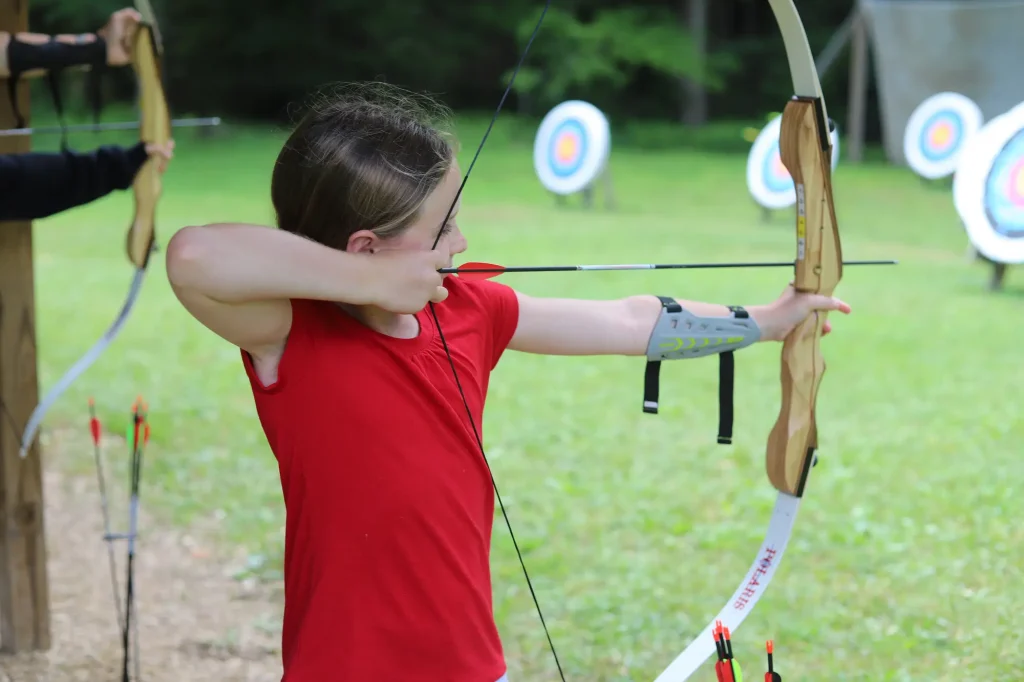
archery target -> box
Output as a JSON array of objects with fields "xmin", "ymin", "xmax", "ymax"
[
  {"xmin": 903, "ymin": 92, "xmax": 983, "ymax": 180},
  {"xmin": 952, "ymin": 105, "xmax": 1024, "ymax": 264},
  {"xmin": 533, "ymin": 100, "xmax": 610, "ymax": 195},
  {"xmin": 746, "ymin": 115, "xmax": 841, "ymax": 210}
]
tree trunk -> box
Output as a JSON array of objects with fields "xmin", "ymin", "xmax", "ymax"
[{"xmin": 679, "ymin": 0, "xmax": 708, "ymax": 126}]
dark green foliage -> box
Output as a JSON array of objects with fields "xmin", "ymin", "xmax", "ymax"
[{"xmin": 26, "ymin": 0, "xmax": 864, "ymax": 131}]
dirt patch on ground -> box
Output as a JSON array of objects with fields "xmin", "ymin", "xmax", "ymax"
[{"xmin": 0, "ymin": 431, "xmax": 285, "ymax": 682}]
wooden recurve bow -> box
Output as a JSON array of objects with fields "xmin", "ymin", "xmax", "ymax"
[
  {"xmin": 654, "ymin": 1, "xmax": 842, "ymax": 679},
  {"xmin": 19, "ymin": 0, "xmax": 169, "ymax": 458}
]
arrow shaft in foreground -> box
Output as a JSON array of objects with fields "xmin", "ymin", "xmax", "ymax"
[
  {"xmin": 442, "ymin": 259, "xmax": 896, "ymax": 279},
  {"xmin": 0, "ymin": 116, "xmax": 221, "ymax": 137}
]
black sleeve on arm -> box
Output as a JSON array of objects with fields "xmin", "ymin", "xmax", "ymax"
[{"xmin": 0, "ymin": 141, "xmax": 148, "ymax": 221}]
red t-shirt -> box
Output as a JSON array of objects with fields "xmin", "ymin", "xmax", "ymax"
[{"xmin": 241, "ymin": 276, "xmax": 520, "ymax": 682}]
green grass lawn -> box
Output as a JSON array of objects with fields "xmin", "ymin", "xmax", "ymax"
[{"xmin": 24, "ymin": 113, "xmax": 1024, "ymax": 681}]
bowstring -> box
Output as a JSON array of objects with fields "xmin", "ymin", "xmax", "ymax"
[{"xmin": 428, "ymin": 2, "xmax": 566, "ymax": 680}]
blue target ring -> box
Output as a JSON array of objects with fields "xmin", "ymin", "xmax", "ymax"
[
  {"xmin": 746, "ymin": 115, "xmax": 841, "ymax": 210},
  {"xmin": 761, "ymin": 142, "xmax": 792, "ymax": 193},
  {"xmin": 546, "ymin": 120, "xmax": 588, "ymax": 178},
  {"xmin": 917, "ymin": 111, "xmax": 964, "ymax": 162},
  {"xmin": 904, "ymin": 93, "xmax": 983, "ymax": 180},
  {"xmin": 533, "ymin": 100, "xmax": 610, "ymax": 196},
  {"xmin": 954, "ymin": 105, "xmax": 1024, "ymax": 263},
  {"xmin": 983, "ymin": 127, "xmax": 1024, "ymax": 238}
]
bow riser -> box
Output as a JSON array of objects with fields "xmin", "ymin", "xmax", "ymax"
[
  {"xmin": 127, "ymin": 23, "xmax": 169, "ymax": 270},
  {"xmin": 765, "ymin": 97, "xmax": 843, "ymax": 497}
]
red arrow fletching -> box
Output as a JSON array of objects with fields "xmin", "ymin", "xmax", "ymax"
[
  {"xmin": 88, "ymin": 397, "xmax": 101, "ymax": 444},
  {"xmin": 450, "ymin": 261, "xmax": 506, "ymax": 281}
]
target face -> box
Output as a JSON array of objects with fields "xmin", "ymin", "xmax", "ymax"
[
  {"xmin": 533, "ymin": 100, "xmax": 610, "ymax": 195},
  {"xmin": 953, "ymin": 105, "xmax": 1024, "ymax": 264},
  {"xmin": 746, "ymin": 115, "xmax": 841, "ymax": 210},
  {"xmin": 903, "ymin": 92, "xmax": 983, "ymax": 180}
]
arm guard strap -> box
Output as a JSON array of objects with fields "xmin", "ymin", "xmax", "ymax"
[{"xmin": 642, "ymin": 296, "xmax": 760, "ymax": 445}]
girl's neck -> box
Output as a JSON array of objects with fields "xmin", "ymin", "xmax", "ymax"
[{"xmin": 336, "ymin": 303, "xmax": 420, "ymax": 339}]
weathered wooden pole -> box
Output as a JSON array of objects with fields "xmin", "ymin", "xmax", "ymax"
[{"xmin": 0, "ymin": 0, "xmax": 51, "ymax": 654}]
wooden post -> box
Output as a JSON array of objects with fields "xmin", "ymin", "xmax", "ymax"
[
  {"xmin": 601, "ymin": 166, "xmax": 616, "ymax": 210},
  {"xmin": 814, "ymin": 10, "xmax": 855, "ymax": 83},
  {"xmin": 679, "ymin": 0, "xmax": 708, "ymax": 126},
  {"xmin": 0, "ymin": 0, "xmax": 51, "ymax": 654}
]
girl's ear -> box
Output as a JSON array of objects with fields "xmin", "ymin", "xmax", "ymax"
[{"xmin": 346, "ymin": 229, "xmax": 378, "ymax": 254}]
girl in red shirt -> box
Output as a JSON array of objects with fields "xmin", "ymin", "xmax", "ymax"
[{"xmin": 166, "ymin": 83, "xmax": 849, "ymax": 682}]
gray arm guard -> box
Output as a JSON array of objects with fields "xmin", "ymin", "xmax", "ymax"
[
  {"xmin": 645, "ymin": 299, "xmax": 760, "ymax": 361},
  {"xmin": 642, "ymin": 296, "xmax": 759, "ymax": 445}
]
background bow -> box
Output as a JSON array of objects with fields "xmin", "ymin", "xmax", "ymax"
[{"xmin": 17, "ymin": 0, "xmax": 169, "ymax": 458}]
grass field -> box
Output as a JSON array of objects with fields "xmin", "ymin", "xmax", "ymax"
[{"xmin": 22, "ymin": 110, "xmax": 1024, "ymax": 681}]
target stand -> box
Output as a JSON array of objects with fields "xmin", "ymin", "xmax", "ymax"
[
  {"xmin": 533, "ymin": 100, "xmax": 614, "ymax": 210},
  {"xmin": 952, "ymin": 102, "xmax": 1024, "ymax": 291},
  {"xmin": 745, "ymin": 114, "xmax": 841, "ymax": 222},
  {"xmin": 903, "ymin": 92, "xmax": 984, "ymax": 188}
]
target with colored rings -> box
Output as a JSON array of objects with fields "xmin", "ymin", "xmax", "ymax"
[
  {"xmin": 903, "ymin": 92, "xmax": 983, "ymax": 180},
  {"xmin": 534, "ymin": 100, "xmax": 610, "ymax": 195},
  {"xmin": 953, "ymin": 104, "xmax": 1024, "ymax": 264},
  {"xmin": 746, "ymin": 115, "xmax": 841, "ymax": 210}
]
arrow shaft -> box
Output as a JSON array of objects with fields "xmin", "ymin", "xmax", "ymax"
[
  {"xmin": 0, "ymin": 116, "xmax": 221, "ymax": 137},
  {"xmin": 442, "ymin": 259, "xmax": 895, "ymax": 275}
]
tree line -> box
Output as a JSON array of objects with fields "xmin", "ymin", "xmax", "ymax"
[{"xmin": 30, "ymin": 0, "xmax": 870, "ymax": 132}]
